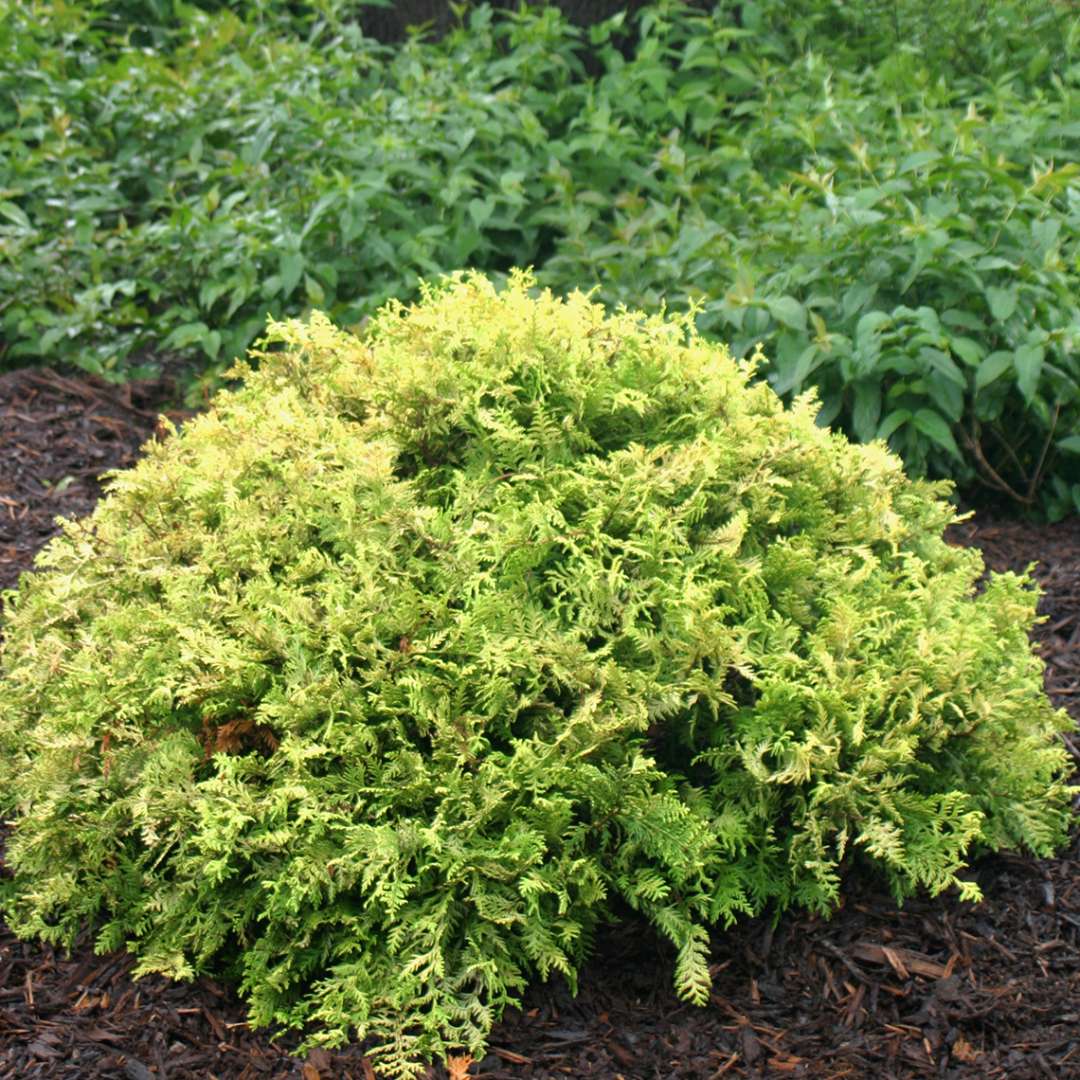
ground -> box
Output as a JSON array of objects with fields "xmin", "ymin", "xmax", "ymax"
[{"xmin": 1, "ymin": 365, "xmax": 1078, "ymax": 1079}]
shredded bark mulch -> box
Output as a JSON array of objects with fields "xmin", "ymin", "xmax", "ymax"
[{"xmin": 1, "ymin": 365, "xmax": 1079, "ymax": 1079}]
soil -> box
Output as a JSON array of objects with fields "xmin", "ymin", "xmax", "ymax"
[{"xmin": 1, "ymin": 365, "xmax": 1079, "ymax": 1080}]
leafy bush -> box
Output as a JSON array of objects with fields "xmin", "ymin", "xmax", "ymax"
[
  {"xmin": 2, "ymin": 1, "xmax": 1079, "ymax": 513},
  {"xmin": 0, "ymin": 272, "xmax": 1073, "ymax": 1076},
  {"xmin": 0, "ymin": 0, "xmax": 580, "ymax": 391},
  {"xmin": 537, "ymin": 1, "xmax": 1080, "ymax": 518}
]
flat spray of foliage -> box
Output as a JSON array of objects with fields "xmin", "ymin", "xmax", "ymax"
[{"xmin": 0, "ymin": 272, "xmax": 1073, "ymax": 1076}]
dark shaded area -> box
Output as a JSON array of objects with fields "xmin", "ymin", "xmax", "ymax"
[
  {"xmin": 330, "ymin": 1, "xmax": 717, "ymax": 44},
  {"xmin": 1, "ymin": 365, "xmax": 1079, "ymax": 1078}
]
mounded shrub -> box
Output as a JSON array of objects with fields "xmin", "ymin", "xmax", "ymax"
[{"xmin": 0, "ymin": 270, "xmax": 1073, "ymax": 1076}]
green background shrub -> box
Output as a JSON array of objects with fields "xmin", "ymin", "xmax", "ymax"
[
  {"xmin": 0, "ymin": 273, "xmax": 1072, "ymax": 1076},
  {"xmin": 1, "ymin": 0, "xmax": 1077, "ymax": 515}
]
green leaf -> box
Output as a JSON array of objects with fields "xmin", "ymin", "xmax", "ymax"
[
  {"xmin": 911, "ymin": 408, "xmax": 961, "ymax": 459},
  {"xmin": 949, "ymin": 240, "xmax": 986, "ymax": 260},
  {"xmin": 941, "ymin": 309, "xmax": 984, "ymax": 332},
  {"xmin": 898, "ymin": 150, "xmax": 941, "ymax": 174},
  {"xmin": 975, "ymin": 351, "xmax": 1014, "ymax": 390},
  {"xmin": 852, "ymin": 381, "xmax": 881, "ymax": 442},
  {"xmin": 974, "ymin": 256, "xmax": 1016, "ymax": 272},
  {"xmin": 164, "ymin": 321, "xmax": 211, "ymax": 350},
  {"xmin": 949, "ymin": 337, "xmax": 984, "ymax": 368},
  {"xmin": 773, "ymin": 344, "xmax": 820, "ymax": 396},
  {"xmin": 202, "ymin": 330, "xmax": 222, "ymax": 360},
  {"xmin": 766, "ymin": 296, "xmax": 807, "ymax": 333},
  {"xmin": 242, "ymin": 115, "xmax": 277, "ymax": 167},
  {"xmin": 920, "ymin": 347, "xmax": 965, "ymax": 388},
  {"xmin": 1014, "ymin": 344, "xmax": 1045, "ymax": 406},
  {"xmin": 855, "ymin": 311, "xmax": 890, "ymax": 343},
  {"xmin": 39, "ymin": 326, "xmax": 68, "ymax": 353},
  {"xmin": 1057, "ymin": 436, "xmax": 1080, "ymax": 455},
  {"xmin": 301, "ymin": 192, "xmax": 340, "ymax": 240},
  {"xmin": 877, "ymin": 409, "xmax": 911, "ymax": 442},
  {"xmin": 1032, "ymin": 219, "xmax": 1061, "ymax": 252},
  {"xmin": 842, "ymin": 282, "xmax": 877, "ymax": 321},
  {"xmin": 304, "ymin": 273, "xmax": 325, "ymax": 306},
  {"xmin": 985, "ymin": 286, "xmax": 1018, "ymax": 323},
  {"xmin": 199, "ymin": 279, "xmax": 230, "ymax": 311},
  {"xmin": 816, "ymin": 390, "xmax": 843, "ymax": 428},
  {"xmin": 468, "ymin": 198, "xmax": 494, "ymax": 229},
  {"xmin": 0, "ymin": 201, "xmax": 32, "ymax": 230},
  {"xmin": 279, "ymin": 252, "xmax": 304, "ymax": 299}
]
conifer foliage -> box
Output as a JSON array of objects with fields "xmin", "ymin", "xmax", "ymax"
[{"xmin": 0, "ymin": 271, "xmax": 1073, "ymax": 1076}]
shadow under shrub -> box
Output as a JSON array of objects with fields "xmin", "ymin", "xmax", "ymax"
[{"xmin": 0, "ymin": 271, "xmax": 1073, "ymax": 1077}]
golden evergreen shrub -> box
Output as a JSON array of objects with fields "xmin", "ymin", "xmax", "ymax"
[{"xmin": 0, "ymin": 270, "xmax": 1072, "ymax": 1076}]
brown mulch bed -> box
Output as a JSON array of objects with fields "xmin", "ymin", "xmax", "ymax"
[{"xmin": 1, "ymin": 365, "xmax": 1079, "ymax": 1079}]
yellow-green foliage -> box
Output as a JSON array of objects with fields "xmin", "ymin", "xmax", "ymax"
[{"xmin": 0, "ymin": 271, "xmax": 1073, "ymax": 1076}]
